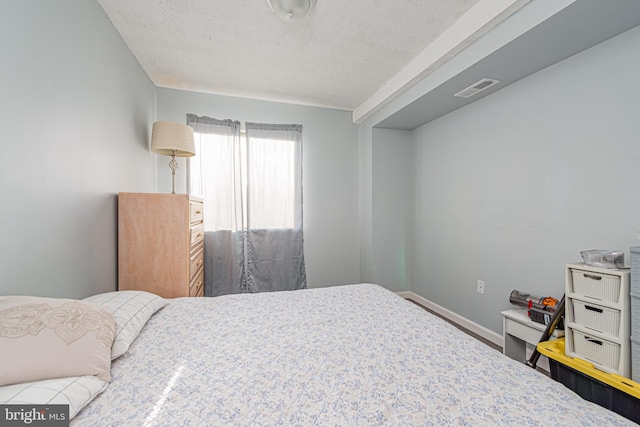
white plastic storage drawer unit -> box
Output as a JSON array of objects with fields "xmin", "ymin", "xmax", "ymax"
[
  {"xmin": 631, "ymin": 246, "xmax": 640, "ymax": 381},
  {"xmin": 631, "ymin": 246, "xmax": 640, "ymax": 295},
  {"xmin": 565, "ymin": 263, "xmax": 630, "ymax": 377},
  {"xmin": 633, "ymin": 336, "xmax": 640, "ymax": 383},
  {"xmin": 632, "ymin": 293, "xmax": 640, "ymax": 338}
]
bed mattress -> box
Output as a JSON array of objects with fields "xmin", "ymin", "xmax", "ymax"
[{"xmin": 73, "ymin": 284, "xmax": 634, "ymax": 425}]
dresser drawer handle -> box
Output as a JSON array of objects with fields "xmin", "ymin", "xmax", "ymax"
[
  {"xmin": 585, "ymin": 305, "xmax": 603, "ymax": 313},
  {"xmin": 583, "ymin": 274, "xmax": 602, "ymax": 281},
  {"xmin": 196, "ymin": 233, "xmax": 203, "ymax": 238},
  {"xmin": 195, "ymin": 210, "xmax": 202, "ymax": 214},
  {"xmin": 584, "ymin": 336, "xmax": 603, "ymax": 346}
]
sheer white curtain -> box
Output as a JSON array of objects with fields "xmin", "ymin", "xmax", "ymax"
[
  {"xmin": 187, "ymin": 115, "xmax": 306, "ymax": 296},
  {"xmin": 188, "ymin": 116, "xmax": 243, "ymax": 231}
]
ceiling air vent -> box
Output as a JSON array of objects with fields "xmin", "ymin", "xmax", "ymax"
[{"xmin": 454, "ymin": 78, "xmax": 501, "ymax": 99}]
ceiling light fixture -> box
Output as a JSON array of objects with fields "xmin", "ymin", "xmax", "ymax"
[{"xmin": 265, "ymin": 0, "xmax": 316, "ymax": 21}]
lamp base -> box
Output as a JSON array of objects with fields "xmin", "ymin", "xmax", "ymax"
[{"xmin": 169, "ymin": 153, "xmax": 178, "ymax": 194}]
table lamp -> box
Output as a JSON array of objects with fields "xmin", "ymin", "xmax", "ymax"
[{"xmin": 150, "ymin": 121, "xmax": 195, "ymax": 194}]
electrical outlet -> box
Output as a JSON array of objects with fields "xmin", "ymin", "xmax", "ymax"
[{"xmin": 477, "ymin": 280, "xmax": 485, "ymax": 295}]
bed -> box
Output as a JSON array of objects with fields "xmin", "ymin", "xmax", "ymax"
[{"xmin": 1, "ymin": 284, "xmax": 635, "ymax": 425}]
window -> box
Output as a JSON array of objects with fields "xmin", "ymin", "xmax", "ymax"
[
  {"xmin": 186, "ymin": 115, "xmax": 306, "ymax": 295},
  {"xmin": 188, "ymin": 127, "xmax": 301, "ymax": 232},
  {"xmin": 246, "ymin": 135, "xmax": 297, "ymax": 230}
]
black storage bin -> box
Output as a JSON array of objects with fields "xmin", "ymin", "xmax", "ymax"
[{"xmin": 549, "ymin": 359, "xmax": 640, "ymax": 424}]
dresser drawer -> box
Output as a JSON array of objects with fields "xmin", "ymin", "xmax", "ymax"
[
  {"xmin": 571, "ymin": 299, "xmax": 621, "ymax": 337},
  {"xmin": 190, "ymin": 200, "xmax": 204, "ymax": 225},
  {"xmin": 189, "ymin": 267, "xmax": 204, "ymax": 297},
  {"xmin": 190, "ymin": 243, "xmax": 204, "ymax": 280},
  {"xmin": 190, "ymin": 223, "xmax": 204, "ymax": 247},
  {"xmin": 569, "ymin": 328, "xmax": 621, "ymax": 373},
  {"xmin": 569, "ymin": 268, "xmax": 621, "ymax": 304}
]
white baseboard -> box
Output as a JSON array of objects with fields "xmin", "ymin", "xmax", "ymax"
[{"xmin": 398, "ymin": 291, "xmax": 503, "ymax": 347}]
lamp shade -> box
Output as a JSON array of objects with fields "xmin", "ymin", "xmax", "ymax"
[{"xmin": 150, "ymin": 121, "xmax": 195, "ymax": 157}]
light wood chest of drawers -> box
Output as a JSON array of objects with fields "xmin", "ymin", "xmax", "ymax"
[{"xmin": 118, "ymin": 193, "xmax": 204, "ymax": 298}]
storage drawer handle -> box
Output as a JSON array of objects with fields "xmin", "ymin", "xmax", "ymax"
[
  {"xmin": 584, "ymin": 336, "xmax": 603, "ymax": 346},
  {"xmin": 195, "ymin": 210, "xmax": 202, "ymax": 214},
  {"xmin": 585, "ymin": 305, "xmax": 603, "ymax": 313},
  {"xmin": 196, "ymin": 233, "xmax": 203, "ymax": 238},
  {"xmin": 583, "ymin": 273, "xmax": 602, "ymax": 281}
]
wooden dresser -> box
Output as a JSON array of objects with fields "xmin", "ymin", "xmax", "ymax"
[{"xmin": 118, "ymin": 193, "xmax": 204, "ymax": 298}]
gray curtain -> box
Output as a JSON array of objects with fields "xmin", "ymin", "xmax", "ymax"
[{"xmin": 187, "ymin": 115, "xmax": 306, "ymax": 296}]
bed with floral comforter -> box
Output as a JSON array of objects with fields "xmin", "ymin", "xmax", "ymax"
[{"xmin": 72, "ymin": 284, "xmax": 634, "ymax": 426}]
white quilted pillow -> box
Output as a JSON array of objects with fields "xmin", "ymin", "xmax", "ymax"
[
  {"xmin": 83, "ymin": 291, "xmax": 167, "ymax": 359},
  {"xmin": 0, "ymin": 375, "xmax": 108, "ymax": 419}
]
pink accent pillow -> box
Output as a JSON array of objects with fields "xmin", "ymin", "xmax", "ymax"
[{"xmin": 0, "ymin": 296, "xmax": 116, "ymax": 387}]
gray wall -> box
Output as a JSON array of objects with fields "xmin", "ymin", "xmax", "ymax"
[
  {"xmin": 0, "ymin": 0, "xmax": 157, "ymax": 298},
  {"xmin": 156, "ymin": 88, "xmax": 360, "ymax": 288},
  {"xmin": 411, "ymin": 24, "xmax": 640, "ymax": 333},
  {"xmin": 372, "ymin": 128, "xmax": 415, "ymax": 292},
  {"xmin": 359, "ymin": 0, "xmax": 580, "ymax": 293}
]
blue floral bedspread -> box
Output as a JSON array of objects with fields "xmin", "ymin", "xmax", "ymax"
[{"xmin": 73, "ymin": 284, "xmax": 633, "ymax": 426}]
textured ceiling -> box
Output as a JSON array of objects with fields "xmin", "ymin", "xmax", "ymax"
[{"xmin": 97, "ymin": 0, "xmax": 483, "ymax": 111}]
